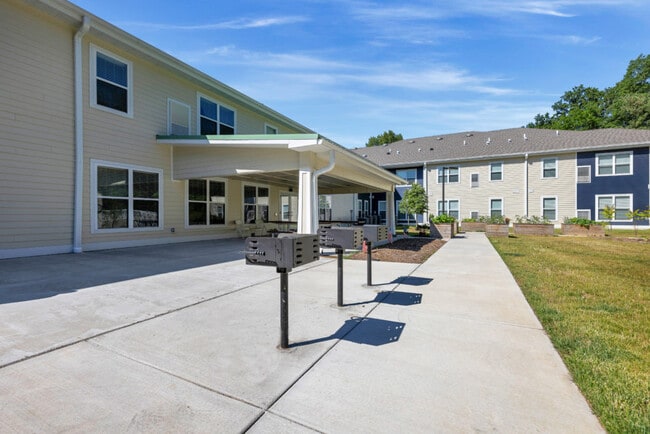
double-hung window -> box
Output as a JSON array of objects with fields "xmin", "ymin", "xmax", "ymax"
[
  {"xmin": 597, "ymin": 151, "xmax": 632, "ymax": 176},
  {"xmin": 188, "ymin": 179, "xmax": 226, "ymax": 226},
  {"xmin": 91, "ymin": 45, "xmax": 133, "ymax": 117},
  {"xmin": 437, "ymin": 166, "xmax": 459, "ymax": 183},
  {"xmin": 168, "ymin": 99, "xmax": 190, "ymax": 135},
  {"xmin": 199, "ymin": 95, "xmax": 235, "ymax": 135},
  {"xmin": 542, "ymin": 158, "xmax": 558, "ymax": 178},
  {"xmin": 438, "ymin": 200, "xmax": 459, "ymax": 219},
  {"xmin": 92, "ymin": 160, "xmax": 162, "ymax": 232},
  {"xmin": 542, "ymin": 197, "xmax": 557, "ymax": 221},
  {"xmin": 490, "ymin": 199, "xmax": 503, "ymax": 218},
  {"xmin": 244, "ymin": 185, "xmax": 269, "ymax": 223},
  {"xmin": 490, "ymin": 163, "xmax": 502, "ymax": 181},
  {"xmin": 597, "ymin": 195, "xmax": 632, "ymax": 221}
]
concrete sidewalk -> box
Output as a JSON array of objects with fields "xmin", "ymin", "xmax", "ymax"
[{"xmin": 0, "ymin": 233, "xmax": 603, "ymax": 433}]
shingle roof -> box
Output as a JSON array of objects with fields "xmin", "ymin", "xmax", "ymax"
[{"xmin": 352, "ymin": 128, "xmax": 650, "ymax": 168}]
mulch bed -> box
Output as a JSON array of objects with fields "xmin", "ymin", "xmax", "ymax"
[{"xmin": 347, "ymin": 237, "xmax": 446, "ymax": 263}]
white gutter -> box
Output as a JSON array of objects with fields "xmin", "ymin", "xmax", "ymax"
[
  {"xmin": 73, "ymin": 16, "xmax": 90, "ymax": 254},
  {"xmin": 524, "ymin": 153, "xmax": 529, "ymax": 217},
  {"xmin": 311, "ymin": 150, "xmax": 335, "ymax": 232}
]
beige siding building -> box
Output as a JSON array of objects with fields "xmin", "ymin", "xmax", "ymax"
[{"xmin": 0, "ymin": 0, "xmax": 402, "ymax": 259}]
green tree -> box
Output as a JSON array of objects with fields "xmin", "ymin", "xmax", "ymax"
[
  {"xmin": 398, "ymin": 183, "xmax": 428, "ymax": 225},
  {"xmin": 366, "ymin": 130, "xmax": 403, "ymax": 147},
  {"xmin": 528, "ymin": 54, "xmax": 650, "ymax": 130},
  {"xmin": 602, "ymin": 205, "xmax": 616, "ymax": 232}
]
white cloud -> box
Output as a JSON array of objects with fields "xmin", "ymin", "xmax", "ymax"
[{"xmin": 119, "ymin": 15, "xmax": 308, "ymax": 31}]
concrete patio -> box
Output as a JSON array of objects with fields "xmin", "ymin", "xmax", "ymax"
[{"xmin": 0, "ymin": 233, "xmax": 603, "ymax": 433}]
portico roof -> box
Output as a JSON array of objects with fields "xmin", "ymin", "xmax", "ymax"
[{"xmin": 156, "ymin": 134, "xmax": 405, "ymax": 194}]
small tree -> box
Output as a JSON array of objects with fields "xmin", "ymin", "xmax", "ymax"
[
  {"xmin": 602, "ymin": 205, "xmax": 616, "ymax": 232},
  {"xmin": 399, "ymin": 183, "xmax": 428, "ymax": 227},
  {"xmin": 626, "ymin": 208, "xmax": 646, "ymax": 236}
]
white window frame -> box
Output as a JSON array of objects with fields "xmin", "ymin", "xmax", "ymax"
[
  {"xmin": 541, "ymin": 196, "xmax": 558, "ymax": 221},
  {"xmin": 243, "ymin": 183, "xmax": 270, "ymax": 223},
  {"xmin": 471, "ymin": 173, "xmax": 479, "ymax": 188},
  {"xmin": 542, "ymin": 158, "xmax": 558, "ymax": 179},
  {"xmin": 167, "ymin": 99, "xmax": 191, "ymax": 135},
  {"xmin": 577, "ymin": 165, "xmax": 591, "ymax": 183},
  {"xmin": 186, "ymin": 178, "xmax": 228, "ymax": 227},
  {"xmin": 577, "ymin": 209, "xmax": 591, "ymax": 220},
  {"xmin": 437, "ymin": 166, "xmax": 460, "ymax": 184},
  {"xmin": 595, "ymin": 194, "xmax": 633, "ymax": 222},
  {"xmin": 490, "ymin": 162, "xmax": 503, "ymax": 181},
  {"xmin": 90, "ymin": 45, "xmax": 133, "ymax": 118},
  {"xmin": 596, "ymin": 151, "xmax": 633, "ymax": 177},
  {"xmin": 264, "ymin": 123, "xmax": 278, "ymax": 134},
  {"xmin": 90, "ymin": 159, "xmax": 163, "ymax": 233},
  {"xmin": 197, "ymin": 93, "xmax": 236, "ymax": 135},
  {"xmin": 437, "ymin": 199, "xmax": 460, "ymax": 219},
  {"xmin": 489, "ymin": 198, "xmax": 503, "ymax": 218}
]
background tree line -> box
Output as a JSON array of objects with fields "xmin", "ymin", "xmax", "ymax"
[{"xmin": 528, "ymin": 54, "xmax": 650, "ymax": 130}]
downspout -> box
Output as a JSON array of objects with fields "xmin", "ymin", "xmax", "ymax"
[
  {"xmin": 73, "ymin": 16, "xmax": 91, "ymax": 253},
  {"xmin": 524, "ymin": 153, "xmax": 529, "ymax": 217},
  {"xmin": 423, "ymin": 162, "xmax": 428, "ymax": 223},
  {"xmin": 311, "ymin": 150, "xmax": 335, "ymax": 233}
]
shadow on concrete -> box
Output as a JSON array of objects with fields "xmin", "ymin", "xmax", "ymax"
[
  {"xmin": 0, "ymin": 239, "xmax": 246, "ymax": 304},
  {"xmin": 291, "ymin": 317, "xmax": 406, "ymax": 347},
  {"xmin": 373, "ymin": 275, "xmax": 433, "ymax": 287},
  {"xmin": 344, "ymin": 290, "xmax": 422, "ymax": 307}
]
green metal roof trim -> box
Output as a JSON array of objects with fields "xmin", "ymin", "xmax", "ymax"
[{"xmin": 156, "ymin": 134, "xmax": 320, "ymax": 141}]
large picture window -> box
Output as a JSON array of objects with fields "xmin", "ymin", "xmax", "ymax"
[
  {"xmin": 92, "ymin": 160, "xmax": 162, "ymax": 232},
  {"xmin": 597, "ymin": 194, "xmax": 632, "ymax": 221},
  {"xmin": 244, "ymin": 185, "xmax": 269, "ymax": 223},
  {"xmin": 91, "ymin": 45, "xmax": 132, "ymax": 117},
  {"xmin": 199, "ymin": 95, "xmax": 235, "ymax": 135},
  {"xmin": 187, "ymin": 179, "xmax": 226, "ymax": 226},
  {"xmin": 597, "ymin": 151, "xmax": 632, "ymax": 176}
]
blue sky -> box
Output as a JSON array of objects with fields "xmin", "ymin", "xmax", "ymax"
[{"xmin": 72, "ymin": 0, "xmax": 649, "ymax": 148}]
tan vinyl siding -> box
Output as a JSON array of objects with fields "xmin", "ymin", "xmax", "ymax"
[
  {"xmin": 427, "ymin": 157, "xmax": 527, "ymax": 220},
  {"xmin": 527, "ymin": 153, "xmax": 576, "ymax": 222},
  {"xmin": 0, "ymin": 1, "xmax": 75, "ymax": 251}
]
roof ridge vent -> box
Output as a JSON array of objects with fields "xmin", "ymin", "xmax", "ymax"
[
  {"xmin": 418, "ymin": 148, "xmax": 422, "ymax": 152},
  {"xmin": 508, "ymin": 138, "xmax": 512, "ymax": 142},
  {"xmin": 466, "ymin": 133, "xmax": 473, "ymax": 137},
  {"xmin": 463, "ymin": 140, "xmax": 466, "ymax": 146},
  {"xmin": 486, "ymin": 137, "xmax": 491, "ymax": 145},
  {"xmin": 409, "ymin": 140, "xmax": 416, "ymax": 143},
  {"xmin": 556, "ymin": 130, "xmax": 559, "ymax": 136},
  {"xmin": 523, "ymin": 133, "xmax": 528, "ymax": 140},
  {"xmin": 437, "ymin": 137, "xmax": 443, "ymax": 140},
  {"xmin": 396, "ymin": 150, "xmax": 400, "ymax": 154}
]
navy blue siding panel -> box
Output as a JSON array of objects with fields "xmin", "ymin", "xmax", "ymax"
[{"xmin": 577, "ymin": 147, "xmax": 649, "ymax": 225}]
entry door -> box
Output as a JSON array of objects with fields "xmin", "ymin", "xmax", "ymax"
[{"xmin": 280, "ymin": 192, "xmax": 298, "ymax": 222}]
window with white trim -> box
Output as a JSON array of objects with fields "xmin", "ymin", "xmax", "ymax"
[
  {"xmin": 92, "ymin": 160, "xmax": 162, "ymax": 232},
  {"xmin": 187, "ymin": 179, "xmax": 226, "ymax": 226},
  {"xmin": 91, "ymin": 45, "xmax": 133, "ymax": 117},
  {"xmin": 244, "ymin": 185, "xmax": 269, "ymax": 223},
  {"xmin": 542, "ymin": 197, "xmax": 557, "ymax": 221},
  {"xmin": 199, "ymin": 95, "xmax": 235, "ymax": 135},
  {"xmin": 596, "ymin": 151, "xmax": 632, "ymax": 176},
  {"xmin": 542, "ymin": 158, "xmax": 557, "ymax": 178},
  {"xmin": 437, "ymin": 200, "xmax": 459, "ymax": 219},
  {"xmin": 471, "ymin": 173, "xmax": 479, "ymax": 188},
  {"xmin": 396, "ymin": 168, "xmax": 417, "ymax": 185},
  {"xmin": 437, "ymin": 166, "xmax": 459, "ymax": 183},
  {"xmin": 577, "ymin": 209, "xmax": 591, "ymax": 220},
  {"xmin": 490, "ymin": 199, "xmax": 503, "ymax": 218},
  {"xmin": 265, "ymin": 124, "xmax": 278, "ymax": 134},
  {"xmin": 577, "ymin": 165, "xmax": 591, "ymax": 183},
  {"xmin": 490, "ymin": 162, "xmax": 502, "ymax": 181},
  {"xmin": 168, "ymin": 99, "xmax": 190, "ymax": 135},
  {"xmin": 597, "ymin": 194, "xmax": 632, "ymax": 221}
]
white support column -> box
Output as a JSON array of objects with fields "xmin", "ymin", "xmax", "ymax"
[
  {"xmin": 387, "ymin": 190, "xmax": 396, "ymax": 235},
  {"xmin": 297, "ymin": 154, "xmax": 314, "ymax": 234}
]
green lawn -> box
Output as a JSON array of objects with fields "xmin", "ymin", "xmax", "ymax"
[{"xmin": 489, "ymin": 235, "xmax": 649, "ymax": 433}]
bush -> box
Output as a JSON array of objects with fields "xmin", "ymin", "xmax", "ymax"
[
  {"xmin": 515, "ymin": 215, "xmax": 550, "ymax": 224},
  {"xmin": 430, "ymin": 214, "xmax": 456, "ymax": 224},
  {"xmin": 481, "ymin": 215, "xmax": 508, "ymax": 224},
  {"xmin": 563, "ymin": 216, "xmax": 602, "ymax": 228}
]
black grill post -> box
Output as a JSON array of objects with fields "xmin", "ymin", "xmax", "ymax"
[
  {"xmin": 279, "ymin": 268, "xmax": 289, "ymax": 349},
  {"xmin": 366, "ymin": 240, "xmax": 372, "ymax": 286},
  {"xmin": 337, "ymin": 248, "xmax": 344, "ymax": 306}
]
